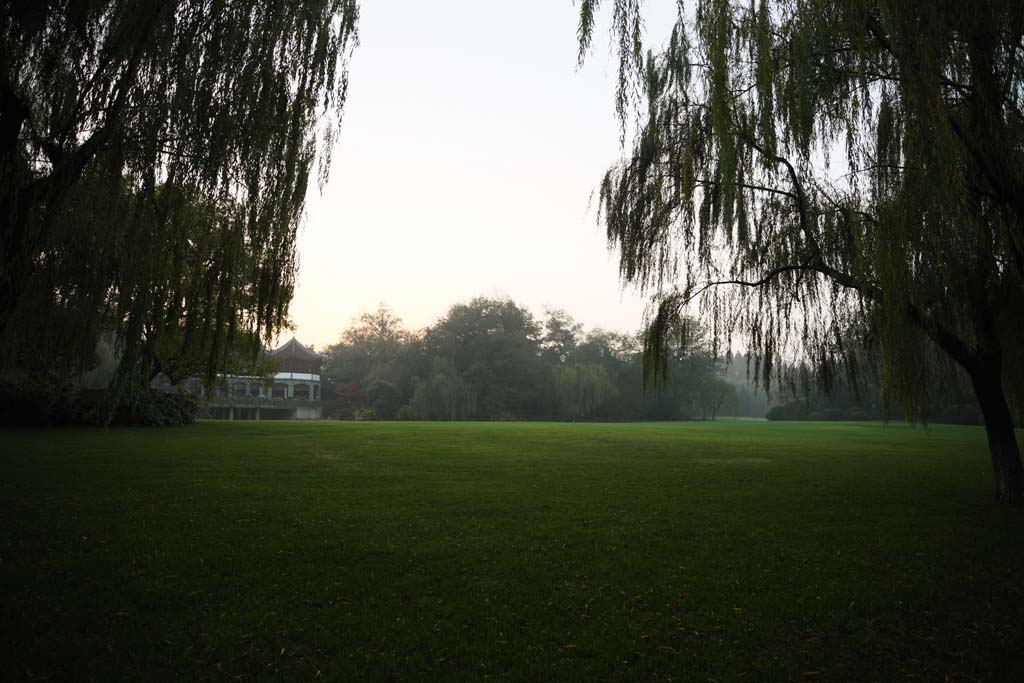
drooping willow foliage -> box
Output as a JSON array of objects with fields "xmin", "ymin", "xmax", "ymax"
[
  {"xmin": 0, "ymin": 0, "xmax": 359, "ymax": 394},
  {"xmin": 579, "ymin": 0, "xmax": 1023, "ymax": 421}
]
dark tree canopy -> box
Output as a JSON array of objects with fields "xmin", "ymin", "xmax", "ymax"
[
  {"xmin": 0, "ymin": 0, "xmax": 359, "ymax": 397},
  {"xmin": 579, "ymin": 0, "xmax": 1024, "ymax": 500},
  {"xmin": 422, "ymin": 297, "xmax": 552, "ymax": 420}
]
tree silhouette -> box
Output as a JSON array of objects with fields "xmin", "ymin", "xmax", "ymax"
[
  {"xmin": 0, "ymin": 0, "xmax": 359, "ymax": 398},
  {"xmin": 579, "ymin": 0, "xmax": 1024, "ymax": 501}
]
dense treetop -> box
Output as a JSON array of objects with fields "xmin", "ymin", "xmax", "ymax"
[{"xmin": 321, "ymin": 299, "xmax": 751, "ymax": 422}]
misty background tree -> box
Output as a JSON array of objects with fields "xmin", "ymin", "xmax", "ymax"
[
  {"xmin": 321, "ymin": 298, "xmax": 777, "ymax": 422},
  {"xmin": 579, "ymin": 0, "xmax": 1024, "ymax": 502},
  {"xmin": 324, "ymin": 303, "xmax": 408, "ymax": 386},
  {"xmin": 0, "ymin": 0, "xmax": 359, "ymax": 408}
]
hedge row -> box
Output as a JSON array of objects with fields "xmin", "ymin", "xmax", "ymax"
[
  {"xmin": 765, "ymin": 399, "xmax": 982, "ymax": 425},
  {"xmin": 0, "ymin": 385, "xmax": 199, "ymax": 427}
]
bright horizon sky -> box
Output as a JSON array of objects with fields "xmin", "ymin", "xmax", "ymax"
[{"xmin": 288, "ymin": 0, "xmax": 678, "ymax": 350}]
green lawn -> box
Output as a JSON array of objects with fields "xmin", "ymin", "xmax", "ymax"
[{"xmin": 2, "ymin": 421, "xmax": 1022, "ymax": 680}]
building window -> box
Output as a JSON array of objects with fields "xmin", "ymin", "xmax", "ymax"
[
  {"xmin": 232, "ymin": 382, "xmax": 247, "ymax": 397},
  {"xmin": 313, "ymin": 385, "xmax": 320, "ymax": 400},
  {"xmin": 293, "ymin": 384, "xmax": 310, "ymax": 399},
  {"xmin": 272, "ymin": 383, "xmax": 287, "ymax": 399},
  {"xmin": 249, "ymin": 384, "xmax": 262, "ymax": 398}
]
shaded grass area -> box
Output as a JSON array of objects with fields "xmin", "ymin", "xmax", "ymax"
[{"xmin": 1, "ymin": 420, "xmax": 1022, "ymax": 680}]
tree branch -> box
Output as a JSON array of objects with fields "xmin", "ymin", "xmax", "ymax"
[
  {"xmin": 29, "ymin": 3, "xmax": 163, "ymax": 201},
  {"xmin": 738, "ymin": 129, "xmax": 818, "ymax": 255},
  {"xmin": 683, "ymin": 263, "xmax": 811, "ymax": 304},
  {"xmin": 690, "ymin": 176, "xmax": 801, "ymax": 202}
]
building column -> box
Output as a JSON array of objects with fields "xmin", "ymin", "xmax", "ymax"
[{"xmin": 228, "ymin": 406, "xmax": 234, "ymax": 421}]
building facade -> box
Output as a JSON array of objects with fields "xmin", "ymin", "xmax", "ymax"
[{"xmin": 207, "ymin": 338, "xmax": 323, "ymax": 420}]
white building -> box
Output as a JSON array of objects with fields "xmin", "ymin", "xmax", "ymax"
[{"xmin": 207, "ymin": 337, "xmax": 323, "ymax": 420}]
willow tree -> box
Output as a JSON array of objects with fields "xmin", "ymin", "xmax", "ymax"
[
  {"xmin": 579, "ymin": 1, "xmax": 1024, "ymax": 502},
  {"xmin": 0, "ymin": 0, "xmax": 358, "ymax": 398}
]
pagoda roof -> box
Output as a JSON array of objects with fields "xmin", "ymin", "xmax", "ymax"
[{"xmin": 272, "ymin": 337, "xmax": 319, "ymax": 361}]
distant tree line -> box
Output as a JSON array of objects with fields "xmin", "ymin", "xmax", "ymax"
[
  {"xmin": 321, "ymin": 298, "xmax": 985, "ymax": 424},
  {"xmin": 320, "ymin": 298, "xmax": 759, "ymax": 422}
]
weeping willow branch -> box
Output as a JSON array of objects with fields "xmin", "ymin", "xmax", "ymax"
[{"xmin": 0, "ymin": 0, "xmax": 361, "ymax": 397}]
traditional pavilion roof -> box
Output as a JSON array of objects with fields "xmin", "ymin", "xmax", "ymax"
[{"xmin": 271, "ymin": 337, "xmax": 319, "ymax": 361}]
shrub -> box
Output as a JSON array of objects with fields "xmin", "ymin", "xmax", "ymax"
[
  {"xmin": 767, "ymin": 400, "xmax": 816, "ymax": 421},
  {"xmin": 932, "ymin": 403, "xmax": 983, "ymax": 426},
  {"xmin": 0, "ymin": 383, "xmax": 58, "ymax": 426},
  {"xmin": 366, "ymin": 380, "xmax": 402, "ymax": 420},
  {"xmin": 395, "ymin": 404, "xmax": 416, "ymax": 421},
  {"xmin": 0, "ymin": 383, "xmax": 198, "ymax": 427},
  {"xmin": 114, "ymin": 389, "xmax": 200, "ymax": 426},
  {"xmin": 67, "ymin": 389, "xmax": 110, "ymax": 426},
  {"xmin": 354, "ymin": 408, "xmax": 378, "ymax": 421},
  {"xmin": 322, "ymin": 383, "xmax": 367, "ymax": 420},
  {"xmin": 782, "ymin": 400, "xmax": 811, "ymax": 420}
]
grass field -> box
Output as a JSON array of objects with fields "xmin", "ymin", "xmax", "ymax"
[{"xmin": 2, "ymin": 420, "xmax": 1022, "ymax": 681}]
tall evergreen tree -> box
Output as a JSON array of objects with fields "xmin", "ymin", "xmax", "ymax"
[
  {"xmin": 579, "ymin": 0, "xmax": 1024, "ymax": 501},
  {"xmin": 0, "ymin": 0, "xmax": 359, "ymax": 397}
]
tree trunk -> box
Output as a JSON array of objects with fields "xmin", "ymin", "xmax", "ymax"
[
  {"xmin": 711, "ymin": 391, "xmax": 726, "ymax": 421},
  {"xmin": 970, "ymin": 367, "xmax": 1024, "ymax": 504}
]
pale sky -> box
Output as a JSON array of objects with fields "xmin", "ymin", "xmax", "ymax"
[{"xmin": 289, "ymin": 1, "xmax": 677, "ymax": 349}]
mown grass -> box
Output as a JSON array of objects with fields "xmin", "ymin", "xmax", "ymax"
[{"xmin": 1, "ymin": 420, "xmax": 1022, "ymax": 681}]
